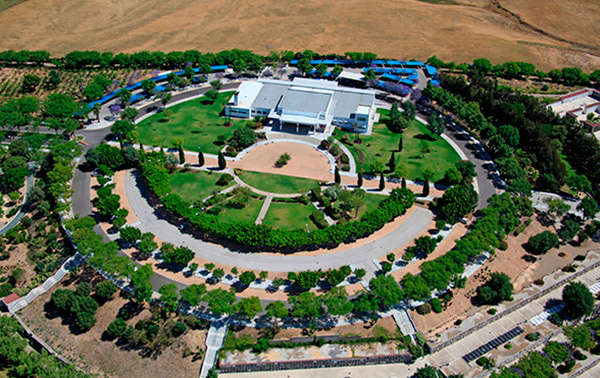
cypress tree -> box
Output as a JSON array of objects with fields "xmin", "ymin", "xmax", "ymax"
[
  {"xmin": 379, "ymin": 172, "xmax": 385, "ymax": 191},
  {"xmin": 334, "ymin": 166, "xmax": 341, "ymax": 185},
  {"xmin": 398, "ymin": 136, "xmax": 403, "ymax": 152},
  {"xmin": 178, "ymin": 144, "xmax": 185, "ymax": 164},
  {"xmin": 357, "ymin": 172, "xmax": 363, "ymax": 188},
  {"xmin": 218, "ymin": 151, "xmax": 226, "ymax": 170},
  {"xmin": 198, "ymin": 150, "xmax": 205, "ymax": 167},
  {"xmin": 422, "ymin": 178, "xmax": 430, "ymax": 196},
  {"xmin": 389, "ymin": 151, "xmax": 396, "ymax": 172},
  {"xmin": 401, "ymin": 177, "xmax": 406, "ymax": 188}
]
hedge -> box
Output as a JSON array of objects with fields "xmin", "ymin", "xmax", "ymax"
[{"xmin": 140, "ymin": 152, "xmax": 415, "ymax": 251}]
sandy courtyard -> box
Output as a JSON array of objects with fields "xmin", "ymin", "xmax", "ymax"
[{"xmin": 230, "ymin": 142, "xmax": 332, "ymax": 181}]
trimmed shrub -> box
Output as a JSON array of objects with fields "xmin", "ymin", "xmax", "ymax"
[
  {"xmin": 430, "ymin": 298, "xmax": 442, "ymax": 313},
  {"xmin": 416, "ymin": 303, "xmax": 432, "ymax": 315}
]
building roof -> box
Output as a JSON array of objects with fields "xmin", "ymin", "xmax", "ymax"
[
  {"xmin": 279, "ymin": 88, "xmax": 331, "ymax": 115},
  {"xmin": 330, "ymin": 91, "xmax": 374, "ymax": 118},
  {"xmin": 232, "ymin": 81, "xmax": 262, "ymax": 109},
  {"xmin": 251, "ymin": 81, "xmax": 289, "ymax": 109},
  {"xmin": 2, "ymin": 293, "xmax": 20, "ymax": 305},
  {"xmin": 338, "ymin": 71, "xmax": 365, "ymax": 81}
]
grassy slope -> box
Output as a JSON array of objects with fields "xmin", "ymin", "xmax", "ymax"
[
  {"xmin": 169, "ymin": 170, "xmax": 233, "ymax": 202},
  {"xmin": 335, "ymin": 109, "xmax": 460, "ymax": 181},
  {"xmin": 238, "ymin": 170, "xmax": 319, "ymax": 194},
  {"xmin": 262, "ymin": 201, "xmax": 317, "ymax": 231},
  {"xmin": 137, "ymin": 92, "xmax": 245, "ymax": 154}
]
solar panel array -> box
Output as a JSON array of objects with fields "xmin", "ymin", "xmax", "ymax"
[{"xmin": 462, "ymin": 326, "xmax": 524, "ymax": 363}]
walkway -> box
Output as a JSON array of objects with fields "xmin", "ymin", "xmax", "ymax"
[
  {"xmin": 254, "ymin": 196, "xmax": 273, "ymax": 225},
  {"xmin": 123, "ymin": 169, "xmax": 433, "ymax": 272},
  {"xmin": 200, "ymin": 319, "xmax": 229, "ymax": 378},
  {"xmin": 0, "ymin": 164, "xmax": 36, "ymax": 235}
]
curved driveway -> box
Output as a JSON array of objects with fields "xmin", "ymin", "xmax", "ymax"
[{"xmin": 124, "ymin": 169, "xmax": 433, "ymax": 272}]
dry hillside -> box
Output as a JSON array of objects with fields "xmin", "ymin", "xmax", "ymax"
[{"xmin": 0, "ymin": 0, "xmax": 598, "ymax": 70}]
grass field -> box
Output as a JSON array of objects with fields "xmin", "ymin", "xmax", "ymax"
[
  {"xmin": 169, "ymin": 170, "xmax": 233, "ymax": 202},
  {"xmin": 0, "ymin": 0, "xmax": 598, "ymax": 70},
  {"xmin": 238, "ymin": 170, "xmax": 319, "ymax": 194},
  {"xmin": 262, "ymin": 201, "xmax": 317, "ymax": 230},
  {"xmin": 335, "ymin": 110, "xmax": 460, "ymax": 181},
  {"xmin": 357, "ymin": 193, "xmax": 385, "ymax": 218},
  {"xmin": 218, "ymin": 196, "xmax": 264, "ymax": 224},
  {"xmin": 137, "ymin": 91, "xmax": 244, "ymax": 154}
]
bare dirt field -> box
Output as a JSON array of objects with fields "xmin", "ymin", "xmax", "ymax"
[
  {"xmin": 0, "ymin": 0, "xmax": 598, "ymax": 70},
  {"xmin": 18, "ymin": 270, "xmax": 207, "ymax": 378}
]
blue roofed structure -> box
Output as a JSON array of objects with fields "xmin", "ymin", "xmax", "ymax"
[
  {"xmin": 425, "ymin": 65, "xmax": 438, "ymax": 77},
  {"xmin": 404, "ymin": 61, "xmax": 424, "ymax": 67},
  {"xmin": 381, "ymin": 73, "xmax": 400, "ymax": 82}
]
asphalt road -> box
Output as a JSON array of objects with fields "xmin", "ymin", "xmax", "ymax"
[{"xmin": 124, "ymin": 169, "xmax": 433, "ymax": 272}]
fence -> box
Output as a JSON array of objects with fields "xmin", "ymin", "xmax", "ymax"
[{"xmin": 219, "ymin": 353, "xmax": 413, "ymax": 373}]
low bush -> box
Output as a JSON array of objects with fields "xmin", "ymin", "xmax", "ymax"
[
  {"xmin": 310, "ymin": 211, "xmax": 328, "ymax": 229},
  {"xmin": 430, "ymin": 298, "xmax": 442, "ymax": 313},
  {"xmin": 216, "ymin": 174, "xmax": 233, "ymax": 186},
  {"xmin": 416, "ymin": 303, "xmax": 432, "ymax": 315}
]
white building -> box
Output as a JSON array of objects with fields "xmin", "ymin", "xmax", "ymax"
[{"xmin": 225, "ymin": 78, "xmax": 376, "ymax": 133}]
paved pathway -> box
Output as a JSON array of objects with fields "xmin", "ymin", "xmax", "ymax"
[
  {"xmin": 0, "ymin": 164, "xmax": 36, "ymax": 235},
  {"xmin": 123, "ymin": 169, "xmax": 433, "ymax": 272},
  {"xmin": 255, "ymin": 196, "xmax": 273, "ymax": 225},
  {"xmin": 200, "ymin": 319, "xmax": 229, "ymax": 378}
]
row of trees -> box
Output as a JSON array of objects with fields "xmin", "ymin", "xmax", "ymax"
[
  {"xmin": 424, "ymin": 74, "xmax": 567, "ymax": 194},
  {"xmin": 427, "ymin": 55, "xmax": 599, "ymax": 85},
  {"xmin": 140, "ymin": 150, "xmax": 415, "ymax": 250}
]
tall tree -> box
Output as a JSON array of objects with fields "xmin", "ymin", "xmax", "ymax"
[
  {"xmin": 218, "ymin": 151, "xmax": 226, "ymax": 170},
  {"xmin": 379, "ymin": 172, "xmax": 385, "ymax": 191},
  {"xmin": 357, "ymin": 172, "xmax": 363, "ymax": 188},
  {"xmin": 198, "ymin": 150, "xmax": 205, "ymax": 167},
  {"xmin": 388, "ymin": 152, "xmax": 396, "ymax": 172},
  {"xmin": 334, "ymin": 166, "xmax": 341, "ymax": 185}
]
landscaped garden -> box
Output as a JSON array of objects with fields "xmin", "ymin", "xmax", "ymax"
[
  {"xmin": 237, "ymin": 170, "xmax": 320, "ymax": 194},
  {"xmin": 262, "ymin": 201, "xmax": 318, "ymax": 231},
  {"xmin": 136, "ymin": 91, "xmax": 246, "ymax": 154},
  {"xmin": 169, "ymin": 169, "xmax": 234, "ymax": 202},
  {"xmin": 334, "ymin": 109, "xmax": 461, "ymax": 181}
]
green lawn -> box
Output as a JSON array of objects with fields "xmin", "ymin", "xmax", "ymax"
[
  {"xmin": 169, "ymin": 169, "xmax": 233, "ymax": 202},
  {"xmin": 262, "ymin": 201, "xmax": 318, "ymax": 231},
  {"xmin": 237, "ymin": 171, "xmax": 319, "ymax": 194},
  {"xmin": 334, "ymin": 109, "xmax": 461, "ymax": 181},
  {"xmin": 217, "ymin": 196, "xmax": 264, "ymax": 224},
  {"xmin": 136, "ymin": 91, "xmax": 245, "ymax": 154},
  {"xmin": 358, "ymin": 193, "xmax": 385, "ymax": 217}
]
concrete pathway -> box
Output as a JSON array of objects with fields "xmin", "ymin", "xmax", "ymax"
[
  {"xmin": 123, "ymin": 169, "xmax": 433, "ymax": 272},
  {"xmin": 0, "ymin": 164, "xmax": 36, "ymax": 235},
  {"xmin": 200, "ymin": 319, "xmax": 229, "ymax": 378},
  {"xmin": 255, "ymin": 196, "xmax": 273, "ymax": 225}
]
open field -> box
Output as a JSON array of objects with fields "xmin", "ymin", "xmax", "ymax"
[
  {"xmin": 137, "ymin": 91, "xmax": 243, "ymax": 154},
  {"xmin": 237, "ymin": 170, "xmax": 319, "ymax": 194},
  {"xmin": 169, "ymin": 169, "xmax": 233, "ymax": 202},
  {"xmin": 0, "ymin": 1, "xmax": 598, "ymax": 70},
  {"xmin": 335, "ymin": 111, "xmax": 461, "ymax": 181}
]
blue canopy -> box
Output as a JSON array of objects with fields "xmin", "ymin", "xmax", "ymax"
[
  {"xmin": 425, "ymin": 65, "xmax": 438, "ymax": 76},
  {"xmin": 381, "ymin": 73, "xmax": 400, "ymax": 82},
  {"xmin": 404, "ymin": 61, "xmax": 424, "ymax": 67},
  {"xmin": 400, "ymin": 79, "xmax": 415, "ymax": 86}
]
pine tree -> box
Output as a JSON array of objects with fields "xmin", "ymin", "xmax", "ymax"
[
  {"xmin": 198, "ymin": 150, "xmax": 205, "ymax": 167},
  {"xmin": 218, "ymin": 151, "xmax": 226, "ymax": 170},
  {"xmin": 401, "ymin": 177, "xmax": 406, "ymax": 188},
  {"xmin": 357, "ymin": 172, "xmax": 363, "ymax": 188},
  {"xmin": 398, "ymin": 136, "xmax": 403, "ymax": 152},
  {"xmin": 422, "ymin": 178, "xmax": 430, "ymax": 196},
  {"xmin": 334, "ymin": 166, "xmax": 341, "ymax": 185},
  {"xmin": 178, "ymin": 144, "xmax": 185, "ymax": 164},
  {"xmin": 389, "ymin": 152, "xmax": 396, "ymax": 172},
  {"xmin": 379, "ymin": 172, "xmax": 385, "ymax": 191}
]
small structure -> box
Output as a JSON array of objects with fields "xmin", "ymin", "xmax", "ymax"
[
  {"xmin": 225, "ymin": 78, "xmax": 376, "ymax": 133},
  {"xmin": 1, "ymin": 293, "xmax": 20, "ymax": 312},
  {"xmin": 547, "ymin": 89, "xmax": 600, "ymax": 136}
]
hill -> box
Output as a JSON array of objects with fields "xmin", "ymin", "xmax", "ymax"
[{"xmin": 0, "ymin": 0, "xmax": 598, "ymax": 70}]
